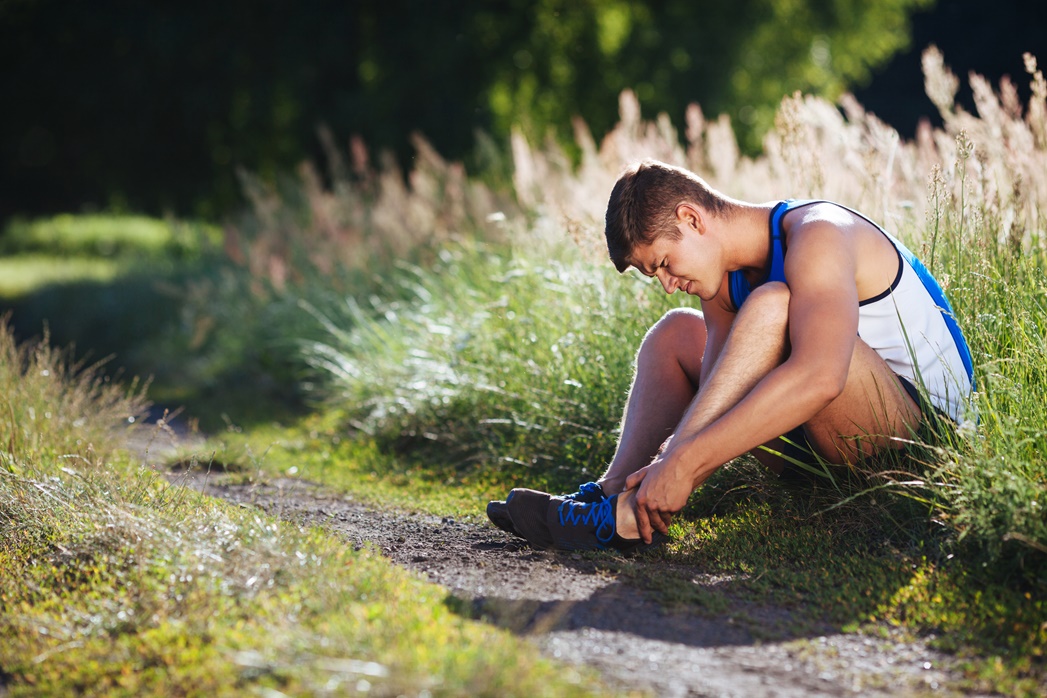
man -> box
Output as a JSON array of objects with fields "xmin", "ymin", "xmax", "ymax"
[{"xmin": 487, "ymin": 159, "xmax": 974, "ymax": 552}]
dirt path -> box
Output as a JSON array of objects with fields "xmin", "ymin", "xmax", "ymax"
[{"xmin": 164, "ymin": 469, "xmax": 978, "ymax": 698}]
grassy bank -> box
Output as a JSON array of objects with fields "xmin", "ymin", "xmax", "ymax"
[
  {"xmin": 0, "ymin": 321, "xmax": 605, "ymax": 696},
  {"xmin": 0, "ymin": 214, "xmax": 313, "ymax": 429}
]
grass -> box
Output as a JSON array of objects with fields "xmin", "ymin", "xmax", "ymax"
[
  {"xmin": 0, "ymin": 214, "xmax": 220, "ymax": 261},
  {"xmin": 202, "ymin": 419, "xmax": 1046, "ymax": 695},
  {"xmin": 299, "ymin": 242, "xmax": 687, "ymax": 493},
  {"xmin": 0, "ymin": 322, "xmax": 607, "ymax": 697},
  {"xmin": 0, "ymin": 255, "xmax": 126, "ymax": 298},
  {"xmin": 0, "ymin": 214, "xmax": 311, "ymax": 431}
]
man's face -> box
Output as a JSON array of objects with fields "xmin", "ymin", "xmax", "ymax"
[{"xmin": 628, "ymin": 221, "xmax": 719, "ymax": 300}]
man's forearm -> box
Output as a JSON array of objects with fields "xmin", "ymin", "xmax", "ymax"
[{"xmin": 666, "ymin": 359, "xmax": 837, "ymax": 485}]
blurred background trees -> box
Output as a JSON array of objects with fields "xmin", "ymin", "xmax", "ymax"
[{"xmin": 2, "ymin": 0, "xmax": 1044, "ymax": 224}]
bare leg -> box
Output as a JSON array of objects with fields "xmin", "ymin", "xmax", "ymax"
[
  {"xmin": 613, "ymin": 282, "xmax": 920, "ymax": 539},
  {"xmin": 599, "ymin": 307, "xmax": 707, "ymax": 494}
]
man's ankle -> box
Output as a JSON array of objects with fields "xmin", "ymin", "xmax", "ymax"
[
  {"xmin": 597, "ymin": 477, "xmax": 625, "ymax": 496},
  {"xmin": 614, "ymin": 490, "xmax": 641, "ymax": 540}
]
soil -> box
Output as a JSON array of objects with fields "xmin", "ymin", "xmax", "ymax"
[{"xmin": 138, "ymin": 422, "xmax": 984, "ymax": 698}]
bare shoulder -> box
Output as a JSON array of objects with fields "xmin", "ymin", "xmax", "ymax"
[
  {"xmin": 783, "ymin": 202, "xmax": 863, "ymax": 236},
  {"xmin": 783, "ymin": 202, "xmax": 900, "ymax": 298}
]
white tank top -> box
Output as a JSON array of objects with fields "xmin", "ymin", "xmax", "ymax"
[{"xmin": 858, "ymin": 233, "xmax": 974, "ymax": 424}]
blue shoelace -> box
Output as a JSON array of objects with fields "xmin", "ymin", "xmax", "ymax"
[
  {"xmin": 558, "ymin": 497, "xmax": 615, "ymax": 545},
  {"xmin": 567, "ymin": 481, "xmax": 605, "ymax": 501}
]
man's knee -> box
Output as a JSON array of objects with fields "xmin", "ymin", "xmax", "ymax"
[
  {"xmin": 642, "ymin": 307, "xmax": 707, "ymax": 353},
  {"xmin": 637, "ymin": 307, "xmax": 707, "ymax": 382},
  {"xmin": 740, "ymin": 281, "xmax": 790, "ymax": 325}
]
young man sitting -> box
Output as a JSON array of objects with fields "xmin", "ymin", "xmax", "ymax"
[{"xmin": 487, "ymin": 159, "xmax": 974, "ymax": 552}]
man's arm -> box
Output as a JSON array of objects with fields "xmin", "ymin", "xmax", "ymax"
[{"xmin": 628, "ymin": 221, "xmax": 862, "ymax": 541}]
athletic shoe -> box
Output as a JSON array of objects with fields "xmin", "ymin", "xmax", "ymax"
[
  {"xmin": 486, "ymin": 481, "xmax": 607, "ymax": 537},
  {"xmin": 504, "ymin": 487, "xmax": 665, "ymax": 553}
]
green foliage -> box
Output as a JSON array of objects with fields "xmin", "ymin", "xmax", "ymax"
[
  {"xmin": 724, "ymin": 0, "xmax": 934, "ymax": 148},
  {"xmin": 0, "ymin": 214, "xmax": 220, "ymax": 299},
  {"xmin": 489, "ymin": 0, "xmax": 932, "ymax": 153},
  {"xmin": 0, "ymin": 214, "xmax": 219, "ymax": 260},
  {"xmin": 0, "ymin": 256, "xmax": 126, "ymax": 300},
  {"xmin": 0, "ymin": 214, "xmax": 236, "ymax": 424}
]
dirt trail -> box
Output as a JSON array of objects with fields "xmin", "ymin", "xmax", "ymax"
[{"xmin": 137, "ymin": 422, "xmax": 978, "ymax": 697}]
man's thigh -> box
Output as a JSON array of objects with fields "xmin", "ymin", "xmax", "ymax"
[{"xmin": 803, "ymin": 338, "xmax": 922, "ymax": 465}]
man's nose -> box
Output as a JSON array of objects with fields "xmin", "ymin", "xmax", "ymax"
[{"xmin": 656, "ymin": 270, "xmax": 676, "ymax": 294}]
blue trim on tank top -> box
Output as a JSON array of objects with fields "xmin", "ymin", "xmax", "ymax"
[
  {"xmin": 728, "ymin": 199, "xmax": 798, "ymax": 310},
  {"xmin": 886, "ymin": 234, "xmax": 975, "ymax": 385}
]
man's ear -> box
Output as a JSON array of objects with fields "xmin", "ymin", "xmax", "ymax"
[{"xmin": 675, "ymin": 202, "xmax": 704, "ymax": 233}]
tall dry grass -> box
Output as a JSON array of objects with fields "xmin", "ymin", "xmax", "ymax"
[
  {"xmin": 217, "ymin": 46, "xmax": 1044, "ymax": 285},
  {"xmin": 512, "ymin": 45, "xmax": 1045, "ymax": 258},
  {"xmin": 0, "ymin": 317, "xmax": 149, "ymax": 469},
  {"xmin": 225, "ymin": 129, "xmax": 520, "ymax": 294}
]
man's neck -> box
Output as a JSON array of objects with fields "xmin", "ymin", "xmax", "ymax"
[{"xmin": 723, "ymin": 201, "xmax": 777, "ymax": 278}]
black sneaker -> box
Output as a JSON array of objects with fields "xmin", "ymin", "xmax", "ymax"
[
  {"xmin": 486, "ymin": 481, "xmax": 607, "ymax": 537},
  {"xmin": 504, "ymin": 487, "xmax": 665, "ymax": 553}
]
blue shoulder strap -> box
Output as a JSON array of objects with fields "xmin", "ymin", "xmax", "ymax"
[{"xmin": 728, "ymin": 199, "xmax": 798, "ymax": 310}]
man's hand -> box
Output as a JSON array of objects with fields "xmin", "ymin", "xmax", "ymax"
[{"xmin": 624, "ymin": 449, "xmax": 695, "ymax": 543}]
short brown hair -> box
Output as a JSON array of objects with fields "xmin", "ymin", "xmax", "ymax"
[{"xmin": 604, "ymin": 160, "xmax": 728, "ymax": 272}]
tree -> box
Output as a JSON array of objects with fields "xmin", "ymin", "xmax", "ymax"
[{"xmin": 486, "ymin": 0, "xmax": 931, "ymax": 152}]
